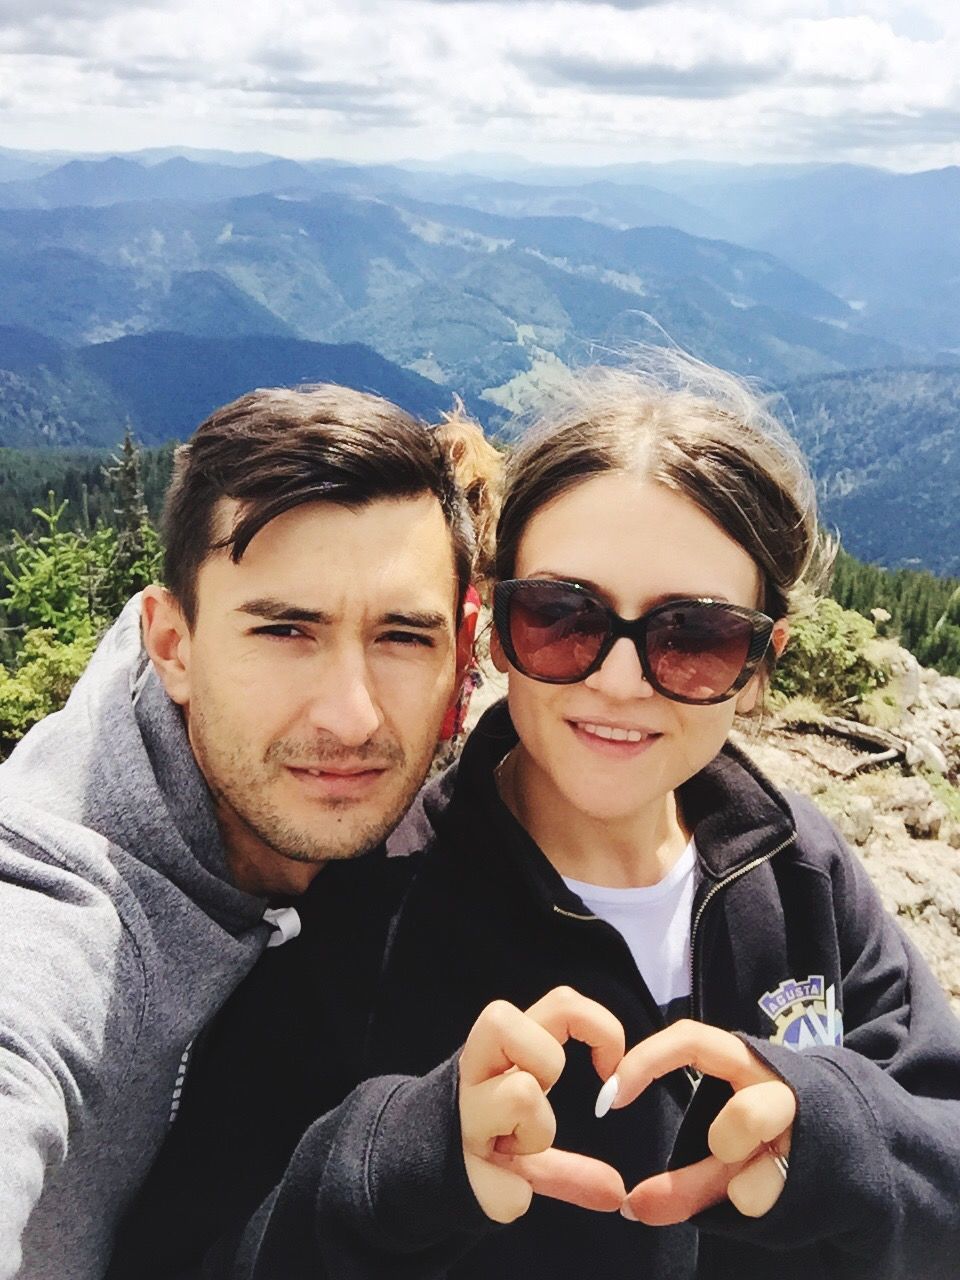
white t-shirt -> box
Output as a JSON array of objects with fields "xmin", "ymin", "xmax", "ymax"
[{"xmin": 562, "ymin": 839, "xmax": 696, "ymax": 1021}]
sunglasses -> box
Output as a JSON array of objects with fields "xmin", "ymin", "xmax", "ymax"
[{"xmin": 493, "ymin": 579, "xmax": 774, "ymax": 706}]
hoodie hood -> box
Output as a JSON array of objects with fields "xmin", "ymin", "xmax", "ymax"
[{"xmin": 0, "ymin": 595, "xmax": 264, "ymax": 932}]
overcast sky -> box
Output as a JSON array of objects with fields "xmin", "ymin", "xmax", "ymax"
[{"xmin": 1, "ymin": 0, "xmax": 957, "ymax": 170}]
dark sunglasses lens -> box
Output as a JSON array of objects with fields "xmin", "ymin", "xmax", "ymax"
[
  {"xmin": 645, "ymin": 605, "xmax": 755, "ymax": 701},
  {"xmin": 508, "ymin": 584, "xmax": 609, "ymax": 681}
]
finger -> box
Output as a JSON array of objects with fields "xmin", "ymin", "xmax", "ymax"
[
  {"xmin": 464, "ymin": 1151, "xmax": 534, "ymax": 1224},
  {"xmin": 623, "ymin": 1155, "xmax": 732, "ymax": 1226},
  {"xmin": 613, "ymin": 1020, "xmax": 775, "ymax": 1109},
  {"xmin": 492, "ymin": 1148, "xmax": 627, "ymax": 1213},
  {"xmin": 524, "ymin": 986, "xmax": 625, "ymax": 1081},
  {"xmin": 726, "ymin": 1149, "xmax": 789, "ymax": 1218},
  {"xmin": 708, "ymin": 1080, "xmax": 796, "ymax": 1164},
  {"xmin": 461, "ymin": 1071, "xmax": 556, "ymax": 1156},
  {"xmin": 460, "ymin": 1000, "xmax": 566, "ymax": 1090}
]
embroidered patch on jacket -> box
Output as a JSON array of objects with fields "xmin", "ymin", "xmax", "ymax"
[{"xmin": 759, "ymin": 974, "xmax": 844, "ymax": 1049}]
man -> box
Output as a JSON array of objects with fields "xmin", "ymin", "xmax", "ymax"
[{"xmin": 0, "ymin": 385, "xmax": 624, "ymax": 1279}]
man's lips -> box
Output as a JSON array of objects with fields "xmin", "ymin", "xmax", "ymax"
[
  {"xmin": 287, "ymin": 764, "xmax": 390, "ymax": 776},
  {"xmin": 284, "ymin": 763, "xmax": 390, "ymax": 796}
]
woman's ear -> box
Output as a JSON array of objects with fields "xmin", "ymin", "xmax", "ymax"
[
  {"xmin": 771, "ymin": 618, "xmax": 790, "ymax": 658},
  {"xmin": 489, "ymin": 625, "xmax": 510, "ymax": 674},
  {"xmin": 735, "ymin": 618, "xmax": 789, "ymax": 715}
]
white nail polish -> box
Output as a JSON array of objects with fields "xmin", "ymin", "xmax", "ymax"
[{"xmin": 595, "ymin": 1073, "xmax": 620, "ymax": 1118}]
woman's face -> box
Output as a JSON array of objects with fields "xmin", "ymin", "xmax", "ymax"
[{"xmin": 492, "ymin": 473, "xmax": 773, "ymax": 828}]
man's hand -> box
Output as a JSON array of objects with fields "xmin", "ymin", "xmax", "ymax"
[
  {"xmin": 609, "ymin": 1020, "xmax": 795, "ymax": 1225},
  {"xmin": 458, "ymin": 986, "xmax": 626, "ymax": 1224}
]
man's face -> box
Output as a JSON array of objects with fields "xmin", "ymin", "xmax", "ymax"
[{"xmin": 161, "ymin": 494, "xmax": 461, "ymax": 894}]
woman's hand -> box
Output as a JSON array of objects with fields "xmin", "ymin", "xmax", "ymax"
[
  {"xmin": 458, "ymin": 986, "xmax": 626, "ymax": 1223},
  {"xmin": 606, "ymin": 1019, "xmax": 796, "ymax": 1225}
]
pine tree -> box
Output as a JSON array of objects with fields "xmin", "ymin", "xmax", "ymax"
[{"xmin": 96, "ymin": 429, "xmax": 162, "ymax": 620}]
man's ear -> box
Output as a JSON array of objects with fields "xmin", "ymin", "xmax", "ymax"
[
  {"xmin": 141, "ymin": 585, "xmax": 192, "ymax": 707},
  {"xmin": 438, "ymin": 599, "xmax": 481, "ymax": 742},
  {"xmin": 455, "ymin": 596, "xmax": 480, "ymax": 686}
]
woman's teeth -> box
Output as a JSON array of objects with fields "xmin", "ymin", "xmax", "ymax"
[{"xmin": 579, "ymin": 723, "xmax": 649, "ymax": 742}]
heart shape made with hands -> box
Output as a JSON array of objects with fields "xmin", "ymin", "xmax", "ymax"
[
  {"xmin": 599, "ymin": 1018, "xmax": 796, "ymax": 1224},
  {"xmin": 459, "ymin": 992, "xmax": 795, "ymax": 1227}
]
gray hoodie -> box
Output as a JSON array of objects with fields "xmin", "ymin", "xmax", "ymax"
[{"xmin": 0, "ymin": 598, "xmax": 277, "ymax": 1279}]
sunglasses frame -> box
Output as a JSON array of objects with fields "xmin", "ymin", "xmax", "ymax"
[{"xmin": 493, "ymin": 578, "xmax": 775, "ymax": 705}]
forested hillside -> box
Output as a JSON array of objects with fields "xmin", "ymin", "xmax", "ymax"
[{"xmin": 782, "ymin": 366, "xmax": 960, "ymax": 576}]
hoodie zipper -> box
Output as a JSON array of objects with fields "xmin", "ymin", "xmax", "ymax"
[{"xmin": 689, "ymin": 833, "xmax": 796, "ymax": 1021}]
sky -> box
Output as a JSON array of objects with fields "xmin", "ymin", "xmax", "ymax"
[{"xmin": 1, "ymin": 0, "xmax": 957, "ymax": 171}]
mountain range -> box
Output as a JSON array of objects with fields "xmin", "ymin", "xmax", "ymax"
[
  {"xmin": 0, "ymin": 186, "xmax": 908, "ymax": 420},
  {"xmin": 0, "ymin": 147, "xmax": 956, "ymax": 575}
]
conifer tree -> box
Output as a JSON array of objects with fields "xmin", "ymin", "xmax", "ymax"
[{"xmin": 96, "ymin": 428, "xmax": 162, "ymax": 619}]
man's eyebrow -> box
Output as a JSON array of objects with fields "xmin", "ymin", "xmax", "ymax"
[
  {"xmin": 381, "ymin": 611, "xmax": 450, "ymax": 631},
  {"xmin": 236, "ymin": 600, "xmax": 333, "ymax": 624}
]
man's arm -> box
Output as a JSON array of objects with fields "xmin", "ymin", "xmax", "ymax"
[{"xmin": 0, "ymin": 829, "xmax": 142, "ymax": 1277}]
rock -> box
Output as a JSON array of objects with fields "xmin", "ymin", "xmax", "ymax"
[
  {"xmin": 946, "ymin": 824, "xmax": 960, "ymax": 851},
  {"xmin": 882, "ymin": 777, "xmax": 949, "ymax": 839},
  {"xmin": 905, "ymin": 736, "xmax": 950, "ymax": 776},
  {"xmin": 932, "ymin": 677, "xmax": 960, "ymax": 710},
  {"xmin": 888, "ymin": 648, "xmax": 921, "ymax": 709},
  {"xmin": 835, "ymin": 794, "xmax": 875, "ymax": 845}
]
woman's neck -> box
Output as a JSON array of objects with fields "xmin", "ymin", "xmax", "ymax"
[{"xmin": 496, "ymin": 746, "xmax": 689, "ymax": 889}]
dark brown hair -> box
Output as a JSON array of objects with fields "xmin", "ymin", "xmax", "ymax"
[
  {"xmin": 162, "ymin": 384, "xmax": 475, "ymax": 627},
  {"xmin": 496, "ymin": 354, "xmax": 831, "ymax": 646}
]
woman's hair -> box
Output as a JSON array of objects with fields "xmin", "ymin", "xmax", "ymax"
[
  {"xmin": 495, "ymin": 351, "xmax": 831, "ymax": 635},
  {"xmin": 434, "ymin": 399, "xmax": 504, "ymax": 600}
]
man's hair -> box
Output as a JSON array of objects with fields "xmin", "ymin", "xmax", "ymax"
[{"xmin": 162, "ymin": 384, "xmax": 475, "ymax": 627}]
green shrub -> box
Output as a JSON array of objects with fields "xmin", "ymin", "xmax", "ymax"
[
  {"xmin": 0, "ymin": 628, "xmax": 99, "ymax": 747},
  {"xmin": 771, "ymin": 596, "xmax": 890, "ymax": 709}
]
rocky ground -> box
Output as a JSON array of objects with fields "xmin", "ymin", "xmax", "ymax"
[
  {"xmin": 734, "ymin": 723, "xmax": 960, "ymax": 1011},
  {"xmin": 464, "ymin": 641, "xmax": 960, "ymax": 1012}
]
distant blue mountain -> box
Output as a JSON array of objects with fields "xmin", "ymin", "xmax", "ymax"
[{"xmin": 0, "ymin": 326, "xmax": 460, "ymax": 447}]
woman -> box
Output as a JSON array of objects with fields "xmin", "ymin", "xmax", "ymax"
[{"xmin": 365, "ymin": 356, "xmax": 960, "ymax": 1280}]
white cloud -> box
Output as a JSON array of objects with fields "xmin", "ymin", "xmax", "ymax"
[{"xmin": 0, "ymin": 0, "xmax": 957, "ymax": 168}]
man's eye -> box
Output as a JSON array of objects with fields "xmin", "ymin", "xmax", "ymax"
[
  {"xmin": 251, "ymin": 625, "xmax": 305, "ymax": 639},
  {"xmin": 380, "ymin": 631, "xmax": 435, "ymax": 648}
]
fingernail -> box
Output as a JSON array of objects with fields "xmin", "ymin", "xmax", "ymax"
[
  {"xmin": 620, "ymin": 1202, "xmax": 638, "ymax": 1222},
  {"xmin": 594, "ymin": 1073, "xmax": 620, "ymax": 1118}
]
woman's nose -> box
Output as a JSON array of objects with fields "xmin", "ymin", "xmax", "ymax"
[{"xmin": 583, "ymin": 636, "xmax": 655, "ymax": 699}]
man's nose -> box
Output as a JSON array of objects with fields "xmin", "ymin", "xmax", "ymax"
[
  {"xmin": 583, "ymin": 635, "xmax": 655, "ymax": 700},
  {"xmin": 304, "ymin": 654, "xmax": 383, "ymax": 746}
]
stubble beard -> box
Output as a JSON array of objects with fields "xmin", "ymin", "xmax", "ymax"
[{"xmin": 192, "ymin": 713, "xmax": 432, "ymax": 867}]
